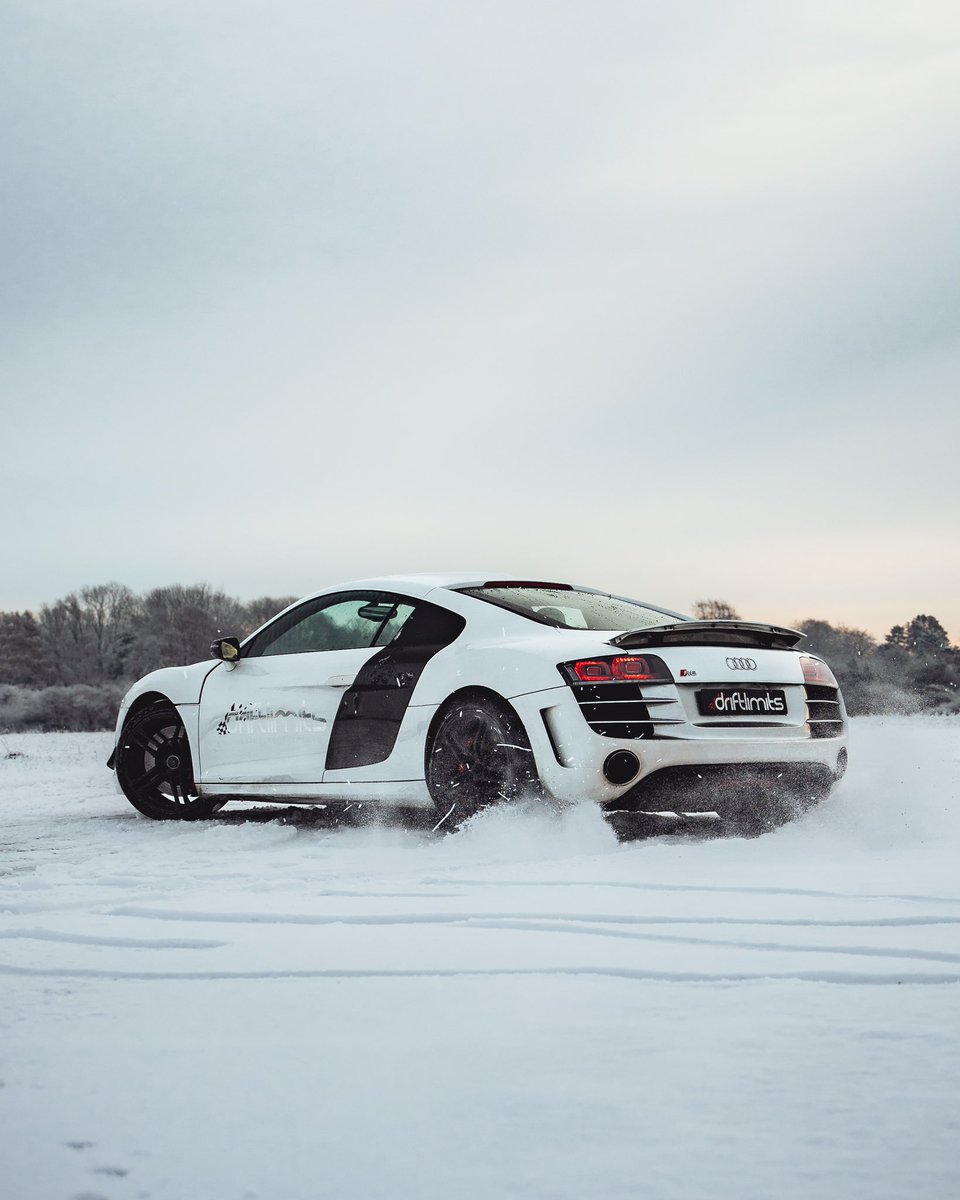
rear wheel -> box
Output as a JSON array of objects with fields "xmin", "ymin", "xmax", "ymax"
[
  {"xmin": 116, "ymin": 701, "xmax": 224, "ymax": 820},
  {"xmin": 426, "ymin": 695, "xmax": 541, "ymax": 829}
]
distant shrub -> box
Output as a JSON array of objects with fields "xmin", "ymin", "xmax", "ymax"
[{"xmin": 0, "ymin": 683, "xmax": 126, "ymax": 732}]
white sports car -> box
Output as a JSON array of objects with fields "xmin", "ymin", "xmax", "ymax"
[{"xmin": 108, "ymin": 574, "xmax": 848, "ymax": 832}]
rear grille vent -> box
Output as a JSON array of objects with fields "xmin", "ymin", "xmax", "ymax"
[
  {"xmin": 571, "ymin": 682, "xmax": 664, "ymax": 738},
  {"xmin": 804, "ymin": 684, "xmax": 844, "ymax": 738}
]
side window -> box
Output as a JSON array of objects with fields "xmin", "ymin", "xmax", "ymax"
[{"xmin": 244, "ymin": 592, "xmax": 416, "ymax": 658}]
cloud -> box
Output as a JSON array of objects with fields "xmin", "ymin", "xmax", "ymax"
[{"xmin": 1, "ymin": 1, "xmax": 958, "ymax": 639}]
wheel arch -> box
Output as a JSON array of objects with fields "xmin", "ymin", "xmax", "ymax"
[
  {"xmin": 113, "ymin": 693, "xmax": 219, "ymax": 820},
  {"xmin": 423, "ymin": 685, "xmax": 531, "ymax": 775},
  {"xmin": 110, "ymin": 692, "xmax": 197, "ymax": 773},
  {"xmin": 124, "ymin": 690, "xmax": 173, "ymax": 723}
]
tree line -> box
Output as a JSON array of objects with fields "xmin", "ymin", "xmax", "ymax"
[
  {"xmin": 0, "ymin": 583, "xmax": 296, "ymax": 732},
  {"xmin": 0, "ymin": 583, "xmax": 296, "ymax": 687},
  {"xmin": 0, "ymin": 586, "xmax": 956, "ymax": 732}
]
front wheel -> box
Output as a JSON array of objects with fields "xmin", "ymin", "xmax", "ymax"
[
  {"xmin": 115, "ymin": 702, "xmax": 224, "ymax": 820},
  {"xmin": 426, "ymin": 695, "xmax": 541, "ymax": 829}
]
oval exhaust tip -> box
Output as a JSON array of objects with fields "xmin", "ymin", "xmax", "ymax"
[{"xmin": 603, "ymin": 750, "xmax": 640, "ymax": 785}]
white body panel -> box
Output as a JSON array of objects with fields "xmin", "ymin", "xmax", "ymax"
[{"xmin": 197, "ymin": 647, "xmax": 378, "ymax": 784}]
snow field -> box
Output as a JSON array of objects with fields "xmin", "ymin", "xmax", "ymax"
[{"xmin": 1, "ymin": 716, "xmax": 958, "ymax": 1200}]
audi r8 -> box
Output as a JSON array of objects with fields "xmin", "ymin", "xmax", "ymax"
[{"xmin": 108, "ymin": 574, "xmax": 848, "ymax": 833}]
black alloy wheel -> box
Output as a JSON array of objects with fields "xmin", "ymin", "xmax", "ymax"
[
  {"xmin": 116, "ymin": 702, "xmax": 223, "ymax": 820},
  {"xmin": 426, "ymin": 695, "xmax": 541, "ymax": 830}
]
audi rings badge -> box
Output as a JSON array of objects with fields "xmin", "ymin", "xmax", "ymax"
[{"xmin": 725, "ymin": 657, "xmax": 757, "ymax": 671}]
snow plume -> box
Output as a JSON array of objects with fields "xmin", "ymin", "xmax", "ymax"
[
  {"xmin": 441, "ymin": 795, "xmax": 619, "ymax": 865},
  {"xmin": 798, "ymin": 715, "xmax": 960, "ymax": 851}
]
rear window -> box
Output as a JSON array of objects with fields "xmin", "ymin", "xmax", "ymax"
[{"xmin": 459, "ymin": 586, "xmax": 685, "ymax": 632}]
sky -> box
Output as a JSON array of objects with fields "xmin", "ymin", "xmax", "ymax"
[{"xmin": 2, "ymin": 1, "xmax": 959, "ymax": 642}]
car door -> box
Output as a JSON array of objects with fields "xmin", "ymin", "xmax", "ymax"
[{"xmin": 197, "ymin": 591, "xmax": 415, "ymax": 785}]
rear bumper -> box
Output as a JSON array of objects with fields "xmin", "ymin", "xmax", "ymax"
[{"xmin": 512, "ymin": 686, "xmax": 848, "ymax": 807}]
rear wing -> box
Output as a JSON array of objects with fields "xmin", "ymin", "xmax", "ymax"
[{"xmin": 610, "ymin": 620, "xmax": 804, "ymax": 651}]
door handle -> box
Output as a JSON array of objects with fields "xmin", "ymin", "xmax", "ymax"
[{"xmin": 325, "ymin": 675, "xmax": 354, "ymax": 688}]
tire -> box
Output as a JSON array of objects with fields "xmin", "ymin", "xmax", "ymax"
[
  {"xmin": 426, "ymin": 694, "xmax": 541, "ymax": 829},
  {"xmin": 115, "ymin": 702, "xmax": 224, "ymax": 821}
]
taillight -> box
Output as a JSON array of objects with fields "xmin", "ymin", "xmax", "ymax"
[
  {"xmin": 561, "ymin": 654, "xmax": 673, "ymax": 684},
  {"xmin": 800, "ymin": 656, "xmax": 838, "ymax": 687},
  {"xmin": 611, "ymin": 655, "xmax": 665, "ymax": 681},
  {"xmin": 572, "ymin": 660, "xmax": 615, "ymax": 682}
]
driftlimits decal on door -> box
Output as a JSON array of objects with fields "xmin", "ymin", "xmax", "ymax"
[{"xmin": 216, "ymin": 703, "xmax": 328, "ymax": 735}]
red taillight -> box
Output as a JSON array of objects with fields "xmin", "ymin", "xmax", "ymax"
[
  {"xmin": 800, "ymin": 656, "xmax": 838, "ymax": 687},
  {"xmin": 611, "ymin": 655, "xmax": 660, "ymax": 681},
  {"xmin": 566, "ymin": 655, "xmax": 673, "ymax": 684},
  {"xmin": 573, "ymin": 660, "xmax": 614, "ymax": 682}
]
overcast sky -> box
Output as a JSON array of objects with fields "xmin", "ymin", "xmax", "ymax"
[{"xmin": 2, "ymin": 1, "xmax": 959, "ymax": 641}]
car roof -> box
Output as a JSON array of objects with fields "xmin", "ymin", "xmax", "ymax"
[
  {"xmin": 299, "ymin": 572, "xmax": 579, "ymax": 600},
  {"xmin": 247, "ymin": 574, "xmax": 689, "ymax": 643}
]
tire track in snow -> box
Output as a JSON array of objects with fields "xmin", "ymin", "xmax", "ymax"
[
  {"xmin": 104, "ymin": 904, "xmax": 960, "ymax": 930},
  {"xmin": 13, "ymin": 907, "xmax": 957, "ymax": 974},
  {"xmin": 0, "ymin": 928, "xmax": 226, "ymax": 949},
  {"xmin": 1, "ymin": 960, "xmax": 958, "ymax": 985},
  {"xmin": 459, "ymin": 918, "xmax": 960, "ymax": 964},
  {"xmin": 435, "ymin": 879, "xmax": 960, "ymax": 905},
  {"xmin": 0, "ymin": 890, "xmax": 458, "ymax": 916}
]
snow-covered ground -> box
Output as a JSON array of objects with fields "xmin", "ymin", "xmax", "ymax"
[{"xmin": 1, "ymin": 716, "xmax": 958, "ymax": 1200}]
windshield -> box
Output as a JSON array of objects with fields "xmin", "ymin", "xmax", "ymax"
[{"xmin": 459, "ymin": 586, "xmax": 686, "ymax": 632}]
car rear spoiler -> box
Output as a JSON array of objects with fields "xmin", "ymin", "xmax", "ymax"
[{"xmin": 610, "ymin": 620, "xmax": 804, "ymax": 651}]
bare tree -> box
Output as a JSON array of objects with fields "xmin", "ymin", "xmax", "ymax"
[
  {"xmin": 240, "ymin": 595, "xmax": 298, "ymax": 637},
  {"xmin": 127, "ymin": 583, "xmax": 246, "ymax": 675},
  {"xmin": 38, "ymin": 583, "xmax": 137, "ymax": 683},
  {"xmin": 691, "ymin": 599, "xmax": 741, "ymax": 621},
  {"xmin": 79, "ymin": 583, "xmax": 137, "ymax": 678},
  {"xmin": 0, "ymin": 612, "xmax": 57, "ymax": 686}
]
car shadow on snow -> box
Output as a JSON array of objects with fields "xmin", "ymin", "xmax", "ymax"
[
  {"xmin": 207, "ymin": 803, "xmax": 728, "ymax": 842},
  {"xmin": 209, "ymin": 804, "xmax": 436, "ymax": 832},
  {"xmin": 604, "ymin": 809, "xmax": 726, "ymax": 842}
]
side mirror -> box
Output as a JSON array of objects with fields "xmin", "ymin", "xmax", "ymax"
[{"xmin": 210, "ymin": 636, "xmax": 241, "ymax": 662}]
